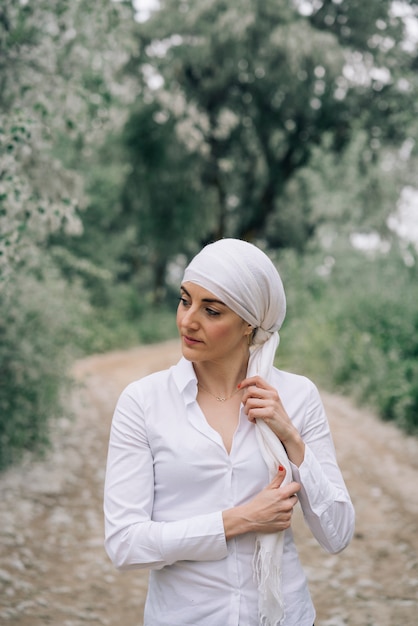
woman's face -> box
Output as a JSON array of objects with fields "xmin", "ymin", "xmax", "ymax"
[{"xmin": 177, "ymin": 282, "xmax": 252, "ymax": 364}]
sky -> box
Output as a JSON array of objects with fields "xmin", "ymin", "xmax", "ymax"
[{"xmin": 133, "ymin": 0, "xmax": 159, "ymax": 23}]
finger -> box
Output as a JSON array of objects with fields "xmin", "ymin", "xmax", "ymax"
[
  {"xmin": 280, "ymin": 481, "xmax": 301, "ymax": 498},
  {"xmin": 242, "ymin": 390, "xmax": 273, "ymax": 411},
  {"xmin": 279, "ymin": 491, "xmax": 300, "ymax": 514},
  {"xmin": 238, "ymin": 376, "xmax": 269, "ymax": 391},
  {"xmin": 269, "ymin": 465, "xmax": 287, "ymax": 489},
  {"xmin": 246, "ymin": 404, "xmax": 274, "ymax": 419}
]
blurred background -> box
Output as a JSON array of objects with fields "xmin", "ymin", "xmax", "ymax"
[{"xmin": 1, "ymin": 0, "xmax": 418, "ymax": 470}]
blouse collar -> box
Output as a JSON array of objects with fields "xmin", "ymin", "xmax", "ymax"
[{"xmin": 171, "ymin": 357, "xmax": 198, "ymax": 405}]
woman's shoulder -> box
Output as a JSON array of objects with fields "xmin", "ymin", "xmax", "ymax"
[
  {"xmin": 271, "ymin": 367, "xmax": 325, "ymax": 425},
  {"xmin": 272, "ymin": 366, "xmax": 315, "ymax": 385},
  {"xmin": 121, "ymin": 357, "xmax": 192, "ymax": 399},
  {"xmin": 271, "ymin": 366, "xmax": 320, "ymax": 398},
  {"xmin": 113, "ymin": 369, "xmax": 176, "ymax": 422},
  {"xmin": 123, "ymin": 367, "xmax": 174, "ymax": 397}
]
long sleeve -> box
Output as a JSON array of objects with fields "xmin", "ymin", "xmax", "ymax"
[
  {"xmin": 103, "ymin": 381, "xmax": 228, "ymax": 571},
  {"xmin": 289, "ymin": 382, "xmax": 355, "ymax": 554}
]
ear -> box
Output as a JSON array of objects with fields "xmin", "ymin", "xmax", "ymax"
[{"xmin": 244, "ymin": 324, "xmax": 255, "ymax": 346}]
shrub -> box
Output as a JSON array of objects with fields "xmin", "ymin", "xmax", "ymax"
[
  {"xmin": 278, "ymin": 246, "xmax": 418, "ymax": 434},
  {"xmin": 79, "ymin": 284, "xmax": 179, "ymax": 354},
  {"xmin": 0, "ymin": 267, "xmax": 88, "ymax": 469}
]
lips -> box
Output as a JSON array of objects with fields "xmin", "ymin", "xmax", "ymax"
[{"xmin": 183, "ymin": 335, "xmax": 203, "ymax": 346}]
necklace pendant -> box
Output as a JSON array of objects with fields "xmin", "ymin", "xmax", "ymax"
[{"xmin": 198, "ymin": 381, "xmax": 240, "ymax": 403}]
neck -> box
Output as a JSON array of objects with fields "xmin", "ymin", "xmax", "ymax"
[{"xmin": 193, "ymin": 354, "xmax": 249, "ymax": 398}]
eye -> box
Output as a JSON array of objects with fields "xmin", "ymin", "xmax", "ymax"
[
  {"xmin": 178, "ymin": 296, "xmax": 190, "ymax": 307},
  {"xmin": 205, "ymin": 307, "xmax": 220, "ymax": 317}
]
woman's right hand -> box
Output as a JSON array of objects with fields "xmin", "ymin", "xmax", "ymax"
[{"xmin": 222, "ymin": 467, "xmax": 301, "ymax": 539}]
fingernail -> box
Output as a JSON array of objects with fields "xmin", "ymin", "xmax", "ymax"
[
  {"xmin": 237, "ymin": 383, "xmax": 241, "ymax": 388},
  {"xmin": 278, "ymin": 465, "xmax": 284, "ymax": 472}
]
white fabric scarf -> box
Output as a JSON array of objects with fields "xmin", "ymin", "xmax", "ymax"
[
  {"xmin": 249, "ymin": 333, "xmax": 292, "ymax": 626},
  {"xmin": 183, "ymin": 239, "xmax": 291, "ymax": 626}
]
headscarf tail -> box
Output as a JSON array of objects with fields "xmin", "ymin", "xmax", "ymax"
[{"xmin": 249, "ymin": 333, "xmax": 292, "ymax": 626}]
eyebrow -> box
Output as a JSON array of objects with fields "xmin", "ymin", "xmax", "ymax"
[{"xmin": 180, "ymin": 285, "xmax": 226, "ymax": 306}]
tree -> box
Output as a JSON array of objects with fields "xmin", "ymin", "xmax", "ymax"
[
  {"xmin": 0, "ymin": 0, "xmax": 137, "ymax": 468},
  {"xmin": 118, "ymin": 101, "xmax": 215, "ymax": 301},
  {"xmin": 125, "ymin": 0, "xmax": 418, "ymax": 250},
  {"xmin": 0, "ymin": 0, "xmax": 136, "ymax": 282}
]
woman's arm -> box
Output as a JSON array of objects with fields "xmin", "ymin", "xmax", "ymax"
[
  {"xmin": 104, "ymin": 385, "xmax": 228, "ymax": 570},
  {"xmin": 290, "ymin": 382, "xmax": 355, "ymax": 553},
  {"xmin": 240, "ymin": 375, "xmax": 355, "ymax": 554}
]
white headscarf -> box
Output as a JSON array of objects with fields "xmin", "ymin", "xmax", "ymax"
[{"xmin": 183, "ymin": 238, "xmax": 291, "ymax": 626}]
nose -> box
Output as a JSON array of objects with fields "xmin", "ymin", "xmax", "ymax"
[{"xmin": 180, "ymin": 304, "xmax": 200, "ymax": 330}]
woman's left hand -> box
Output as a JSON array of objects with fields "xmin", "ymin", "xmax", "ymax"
[{"xmin": 239, "ymin": 376, "xmax": 305, "ymax": 466}]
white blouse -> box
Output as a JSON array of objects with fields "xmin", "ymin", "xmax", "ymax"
[{"xmin": 104, "ymin": 357, "xmax": 354, "ymax": 626}]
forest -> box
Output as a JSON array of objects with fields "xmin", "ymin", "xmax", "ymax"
[{"xmin": 1, "ymin": 0, "xmax": 418, "ymax": 470}]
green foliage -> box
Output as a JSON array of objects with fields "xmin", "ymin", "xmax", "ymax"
[
  {"xmin": 272, "ymin": 131, "xmax": 401, "ymax": 249},
  {"xmin": 278, "ymin": 245, "xmax": 418, "ymax": 433},
  {"xmin": 0, "ymin": 0, "xmax": 136, "ymax": 282},
  {"xmin": 129, "ymin": 0, "xmax": 418, "ymax": 251},
  {"xmin": 0, "ymin": 266, "xmax": 89, "ymax": 470},
  {"xmin": 79, "ymin": 284, "xmax": 179, "ymax": 354},
  {"xmin": 0, "ymin": 111, "xmax": 82, "ymax": 283},
  {"xmin": 0, "ymin": 0, "xmax": 136, "ymax": 469},
  {"xmin": 1, "ymin": 0, "xmax": 418, "ymax": 470},
  {"xmin": 118, "ymin": 102, "xmax": 215, "ymax": 300}
]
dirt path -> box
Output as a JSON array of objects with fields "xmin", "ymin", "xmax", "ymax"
[{"xmin": 0, "ymin": 339, "xmax": 417, "ymax": 626}]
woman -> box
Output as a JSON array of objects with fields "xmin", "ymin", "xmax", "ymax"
[{"xmin": 104, "ymin": 238, "xmax": 355, "ymax": 626}]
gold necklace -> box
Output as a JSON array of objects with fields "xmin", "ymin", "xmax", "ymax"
[{"xmin": 198, "ymin": 382, "xmax": 242, "ymax": 402}]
